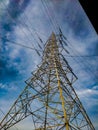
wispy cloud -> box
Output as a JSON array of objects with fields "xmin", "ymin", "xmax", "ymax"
[{"xmin": 77, "ymin": 87, "xmax": 98, "ymax": 98}]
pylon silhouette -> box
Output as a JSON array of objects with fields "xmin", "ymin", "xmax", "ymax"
[{"xmin": 0, "ymin": 32, "xmax": 95, "ymax": 130}]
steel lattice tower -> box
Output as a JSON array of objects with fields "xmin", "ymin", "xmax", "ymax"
[{"xmin": 0, "ymin": 32, "xmax": 95, "ymax": 130}]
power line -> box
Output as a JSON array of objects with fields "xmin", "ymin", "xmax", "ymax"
[
  {"xmin": 1, "ymin": 0, "xmax": 97, "ymax": 81},
  {"xmin": 41, "ymin": 0, "xmax": 57, "ymax": 33},
  {"xmin": 64, "ymin": 54, "xmax": 98, "ymax": 57},
  {"xmin": 43, "ymin": 1, "xmax": 97, "ymax": 79},
  {"xmin": 59, "ymin": 28, "xmax": 98, "ymax": 81},
  {"xmin": 0, "ymin": 36, "xmax": 35, "ymax": 50},
  {"xmin": 1, "ymin": 33, "xmax": 97, "ymax": 81},
  {"xmin": 0, "ymin": 1, "xmax": 43, "ymax": 57},
  {"xmin": 44, "ymin": 0, "xmax": 59, "ymax": 31},
  {"xmin": 66, "ymin": 42, "xmax": 98, "ymax": 81}
]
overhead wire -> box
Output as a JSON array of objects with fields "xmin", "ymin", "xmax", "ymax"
[
  {"xmin": 63, "ymin": 55, "xmax": 98, "ymax": 57},
  {"xmin": 61, "ymin": 31, "xmax": 98, "ymax": 56},
  {"xmin": 18, "ymin": 14, "xmax": 45, "ymax": 54},
  {"xmin": 67, "ymin": 39, "xmax": 98, "ymax": 79},
  {"xmin": 1, "ymin": 1, "xmax": 97, "ymax": 82},
  {"xmin": 43, "ymin": 0, "xmax": 58, "ymax": 29},
  {"xmin": 18, "ymin": 9, "xmax": 43, "ymax": 42},
  {"xmin": 41, "ymin": 0, "xmax": 57, "ymax": 33},
  {"xmin": 43, "ymin": 1, "xmax": 98, "ymax": 81},
  {"xmin": 19, "ymin": 12, "xmax": 44, "ymax": 55},
  {"xmin": 19, "ymin": 0, "xmax": 47, "ymax": 38},
  {"xmin": 1, "ymin": 0, "xmax": 97, "ymax": 61},
  {"xmin": 44, "ymin": 0, "xmax": 60, "ymax": 32},
  {"xmin": 41, "ymin": 0, "xmax": 97, "ymax": 81},
  {"xmin": 0, "ymin": 1, "xmax": 43, "ymax": 57},
  {"xmin": 0, "ymin": 35, "xmax": 36, "ymax": 51},
  {"xmin": 47, "ymin": 2, "xmax": 97, "ymax": 62},
  {"xmin": 53, "ymin": 12, "xmax": 98, "ymax": 81},
  {"xmin": 62, "ymin": 35, "xmax": 98, "ymax": 81},
  {"xmin": 16, "ymin": 2, "xmax": 46, "ymax": 56},
  {"xmin": 35, "ymin": 1, "xmax": 96, "ymax": 81},
  {"xmin": 0, "ymin": 1, "xmax": 34, "ymax": 44},
  {"xmin": 1, "ymin": 0, "xmax": 58, "ymax": 57}
]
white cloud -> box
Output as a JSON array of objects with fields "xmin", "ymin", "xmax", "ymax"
[
  {"xmin": 0, "ymin": 82, "xmax": 18, "ymax": 91},
  {"xmin": 0, "ymin": 83, "xmax": 5, "ymax": 89},
  {"xmin": 76, "ymin": 88, "xmax": 98, "ymax": 97},
  {"xmin": 93, "ymin": 85, "xmax": 98, "ymax": 90}
]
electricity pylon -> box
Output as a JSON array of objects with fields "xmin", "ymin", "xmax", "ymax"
[{"xmin": 0, "ymin": 32, "xmax": 95, "ymax": 130}]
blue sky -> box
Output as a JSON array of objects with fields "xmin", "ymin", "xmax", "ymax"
[{"xmin": 0, "ymin": 0, "xmax": 98, "ymax": 130}]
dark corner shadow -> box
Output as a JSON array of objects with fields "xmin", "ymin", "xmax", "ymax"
[{"xmin": 79, "ymin": 0, "xmax": 98, "ymax": 34}]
